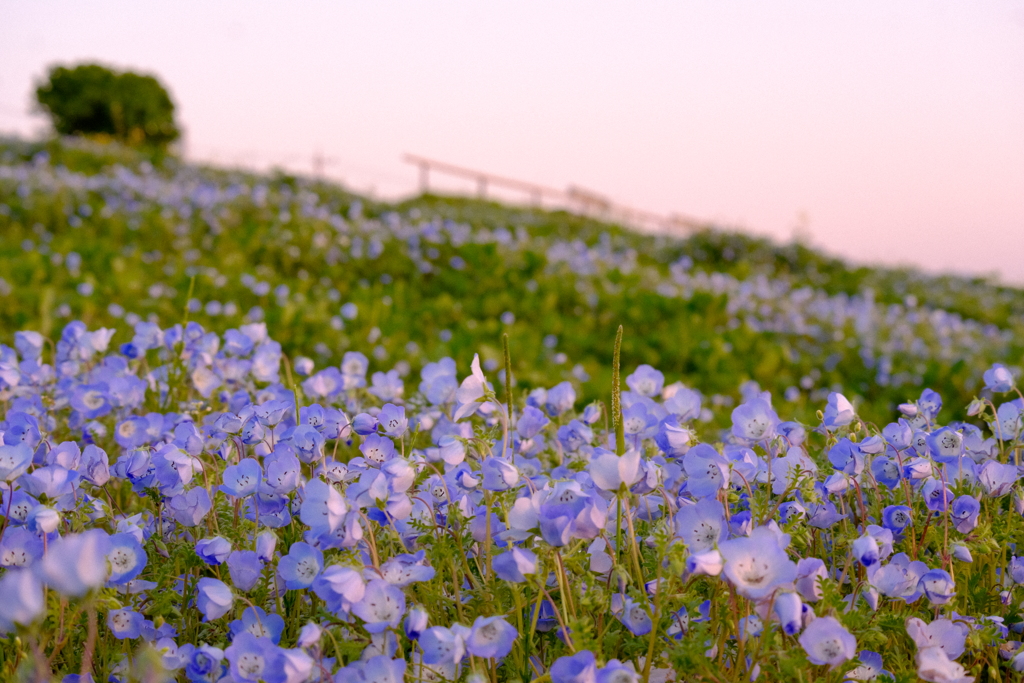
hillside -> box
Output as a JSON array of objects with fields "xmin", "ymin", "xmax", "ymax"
[{"xmin": 1, "ymin": 135, "xmax": 1021, "ymax": 427}]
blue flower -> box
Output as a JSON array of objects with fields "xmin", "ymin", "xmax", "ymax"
[
  {"xmin": 823, "ymin": 392, "xmax": 855, "ymax": 430},
  {"xmin": 984, "ymin": 363, "xmax": 1015, "ymax": 393},
  {"xmin": 597, "ymin": 660, "xmax": 639, "ymax": 683},
  {"xmin": 377, "ymin": 403, "xmax": 408, "ymax": 438},
  {"xmin": 881, "ymin": 505, "xmax": 913, "ymax": 535},
  {"xmin": 465, "ymin": 615, "xmax": 517, "ymax": 658},
  {"xmin": 926, "ymin": 427, "xmax": 964, "ymax": 464},
  {"xmin": 0, "ymin": 526, "xmax": 43, "ymax": 568},
  {"xmin": 869, "ymin": 553, "xmax": 928, "ymax": 602},
  {"xmin": 352, "ymin": 578, "xmax": 406, "ymax": 633},
  {"xmin": 185, "ymin": 643, "xmax": 224, "ymax": 683},
  {"xmin": 311, "ymin": 565, "xmax": 365, "ymax": 616},
  {"xmin": 220, "ymin": 458, "xmax": 262, "ymax": 498},
  {"xmin": 278, "ymin": 542, "xmax": 323, "ymax": 590},
  {"xmin": 950, "ymin": 495, "xmax": 980, "ymax": 534},
  {"xmin": 798, "ymin": 615, "xmax": 856, "ymax": 666},
  {"xmin": 299, "ymin": 479, "xmax": 348, "ymax": 535},
  {"xmin": 224, "ymin": 631, "xmax": 276, "ymax": 682},
  {"xmin": 718, "ymin": 526, "xmax": 797, "ymax": 600},
  {"xmin": 731, "ymin": 396, "xmax": 779, "ymax": 443},
  {"xmin": 195, "ymin": 536, "xmax": 232, "ymax": 565},
  {"xmin": 38, "ymin": 529, "xmax": 111, "ymax": 597},
  {"xmin": 611, "ymin": 594, "xmax": 653, "ymax": 636},
  {"xmin": 378, "ymin": 551, "xmax": 437, "ymax": 586},
  {"xmin": 919, "ymin": 569, "xmax": 955, "ymax": 605},
  {"xmin": 851, "ymin": 535, "xmax": 880, "ymax": 568},
  {"xmin": 674, "ymin": 497, "xmax": 726, "ymax": 553},
  {"xmin": 107, "ymin": 532, "xmax": 148, "ymax": 585},
  {"xmin": 774, "ymin": 592, "xmax": 802, "ymax": 635},
  {"xmin": 419, "ymin": 626, "xmax": 466, "ymax": 665},
  {"xmin": 545, "ymin": 381, "xmax": 576, "ymax": 417},
  {"xmin": 227, "ymin": 550, "xmax": 263, "ymax": 592},
  {"xmin": 196, "ymin": 578, "xmax": 234, "ymax": 621},
  {"xmin": 360, "ymin": 434, "xmax": 397, "ymax": 466},
  {"xmin": 906, "ymin": 617, "xmax": 968, "ymax": 659},
  {"xmin": 230, "ymin": 606, "xmax": 285, "ymax": 644},
  {"xmin": 0, "ymin": 569, "xmax": 44, "ymax": 630},
  {"xmin": 550, "ymin": 650, "xmax": 598, "ymax": 683},
  {"xmin": 107, "ymin": 609, "xmax": 144, "ymax": 639},
  {"xmin": 516, "ymin": 406, "xmax": 550, "ymax": 439},
  {"xmin": 588, "ymin": 448, "xmax": 642, "ymax": 492},
  {"xmin": 843, "ymin": 650, "xmax": 892, "ymax": 682},
  {"xmin": 167, "ymin": 487, "xmax": 212, "ymax": 527},
  {"xmin": 682, "ymin": 444, "xmax": 728, "ymax": 498},
  {"xmin": 404, "ymin": 605, "xmax": 428, "ymax": 640},
  {"xmin": 0, "ymin": 443, "xmax": 33, "ymax": 481},
  {"xmin": 492, "ymin": 547, "xmax": 538, "ymax": 583}
]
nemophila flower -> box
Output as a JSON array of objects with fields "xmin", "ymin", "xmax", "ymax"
[
  {"xmin": 346, "ymin": 656, "xmax": 406, "ymax": 683},
  {"xmin": 550, "ymin": 650, "xmax": 598, "ymax": 683},
  {"xmin": 220, "ymin": 458, "xmax": 262, "ymax": 498},
  {"xmin": 107, "ymin": 609, "xmax": 144, "ymax": 639},
  {"xmin": 0, "ymin": 526, "xmax": 43, "ymax": 567},
  {"xmin": 557, "ymin": 420, "xmax": 594, "ymax": 452},
  {"xmin": 922, "ymin": 478, "xmax": 953, "ymax": 512},
  {"xmin": 589, "ymin": 447, "xmax": 641, "ymax": 492},
  {"xmin": 195, "ymin": 537, "xmax": 232, "ymax": 565},
  {"xmin": 869, "ymin": 553, "xmax": 929, "ymax": 602},
  {"xmin": 852, "ymin": 534, "xmax": 880, "ymax": 568},
  {"xmin": 883, "ymin": 419, "xmax": 914, "ymax": 450},
  {"xmin": 654, "ymin": 415, "xmax": 692, "ymax": 458},
  {"xmin": 453, "ymin": 354, "xmax": 488, "ymax": 421},
  {"xmin": 185, "ymin": 643, "xmax": 225, "ymax": 683},
  {"xmin": 915, "ymin": 646, "xmax": 971, "ymax": 683},
  {"xmin": 378, "ymin": 551, "xmax": 436, "ymax": 586},
  {"xmin": 419, "ymin": 626, "xmax": 467, "ymax": 665},
  {"xmin": 465, "ymin": 615, "xmax": 517, "ymax": 659},
  {"xmin": 225, "ymin": 631, "xmax": 276, "ymax": 683},
  {"xmin": 377, "ymin": 403, "xmax": 407, "ymax": 438},
  {"xmin": 625, "ymin": 364, "xmax": 664, "ymax": 397},
  {"xmin": 843, "ymin": 651, "xmax": 892, "ymax": 682},
  {"xmin": 107, "ymin": 532, "xmax": 148, "ymax": 585},
  {"xmin": 0, "ymin": 568, "xmax": 44, "ymax": 629},
  {"xmin": 682, "ymin": 444, "xmax": 728, "ymax": 498},
  {"xmin": 517, "ymin": 405, "xmax": 550, "ymax": 439},
  {"xmin": 870, "ymin": 454, "xmax": 901, "ymax": 489},
  {"xmin": 951, "ymin": 544, "xmax": 973, "ymax": 563},
  {"xmin": 227, "ymin": 550, "xmax": 263, "ymax": 592},
  {"xmin": 978, "ymin": 459, "xmax": 1018, "ymax": 497},
  {"xmin": 0, "ymin": 443, "xmax": 32, "ymax": 481},
  {"xmin": 798, "ymin": 615, "xmax": 856, "ymax": 667},
  {"xmin": 597, "ymin": 659, "xmax": 639, "ymax": 683},
  {"xmin": 360, "ymin": 434, "xmax": 397, "ymax": 465},
  {"xmin": 984, "ymin": 363, "xmax": 1015, "ymax": 393},
  {"xmin": 299, "ymin": 479, "xmax": 348, "ymax": 535},
  {"xmin": 926, "ymin": 427, "xmax": 965, "ymax": 465},
  {"xmin": 686, "ymin": 549, "xmax": 724, "ymax": 577},
  {"xmin": 405, "ymin": 605, "xmax": 428, "ymax": 640},
  {"xmin": 482, "ymin": 456, "xmax": 520, "ymax": 491},
  {"xmin": 611, "ymin": 594, "xmax": 653, "ymax": 636},
  {"xmin": 26, "ymin": 505, "xmax": 60, "ymax": 535},
  {"xmin": 354, "ymin": 581, "xmax": 405, "ymax": 634},
  {"xmin": 906, "ymin": 617, "xmax": 968, "ymax": 660},
  {"xmin": 240, "ymin": 416, "xmax": 266, "ymax": 445},
  {"xmin": 38, "ymin": 529, "xmax": 111, "ymax": 597},
  {"xmin": 675, "ymin": 497, "xmax": 726, "ymax": 553},
  {"xmin": 284, "ymin": 424, "xmax": 325, "ymax": 464},
  {"xmin": 919, "ymin": 569, "xmax": 956, "ymax": 605},
  {"xmin": 196, "ymin": 578, "xmax": 233, "ymax": 621},
  {"xmin": 230, "ymin": 606, "xmax": 285, "ymax": 644},
  {"xmin": 719, "ymin": 526, "xmax": 797, "ymax": 600},
  {"xmin": 493, "ymin": 547, "xmax": 538, "ymax": 583},
  {"xmin": 311, "ymin": 565, "xmax": 365, "ymax": 615},
  {"xmin": 278, "ymin": 542, "xmax": 323, "ymax": 590},
  {"xmin": 167, "ymin": 486, "xmax": 212, "ymax": 527},
  {"xmin": 546, "ymin": 381, "xmax": 577, "ymax": 416},
  {"xmin": 950, "ymin": 495, "xmax": 981, "ymax": 534},
  {"xmin": 773, "ymin": 592, "xmax": 802, "ymax": 635},
  {"xmin": 882, "ymin": 505, "xmax": 913, "ymax": 535},
  {"xmin": 823, "ymin": 392, "xmax": 855, "ymax": 430},
  {"xmin": 731, "ymin": 396, "xmax": 779, "ymax": 443}
]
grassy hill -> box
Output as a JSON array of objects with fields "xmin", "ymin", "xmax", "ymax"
[{"xmin": 1, "ymin": 135, "xmax": 1021, "ymax": 428}]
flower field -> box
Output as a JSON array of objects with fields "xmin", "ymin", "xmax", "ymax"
[{"xmin": 1, "ymin": 137, "xmax": 1024, "ymax": 682}]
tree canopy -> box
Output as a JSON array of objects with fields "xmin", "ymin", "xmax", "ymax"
[{"xmin": 35, "ymin": 63, "xmax": 180, "ymax": 149}]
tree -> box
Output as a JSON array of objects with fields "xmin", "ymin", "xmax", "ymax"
[{"xmin": 35, "ymin": 63, "xmax": 180, "ymax": 150}]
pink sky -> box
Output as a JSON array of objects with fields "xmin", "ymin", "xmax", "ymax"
[{"xmin": 2, "ymin": 1, "xmax": 1023, "ymax": 283}]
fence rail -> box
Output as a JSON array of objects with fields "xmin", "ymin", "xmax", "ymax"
[{"xmin": 403, "ymin": 153, "xmax": 703, "ymax": 236}]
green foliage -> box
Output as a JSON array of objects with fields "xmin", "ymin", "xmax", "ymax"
[{"xmin": 35, "ymin": 63, "xmax": 180, "ymax": 150}]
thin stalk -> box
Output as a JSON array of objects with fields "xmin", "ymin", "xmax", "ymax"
[{"xmin": 612, "ymin": 325, "xmax": 626, "ymax": 456}]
